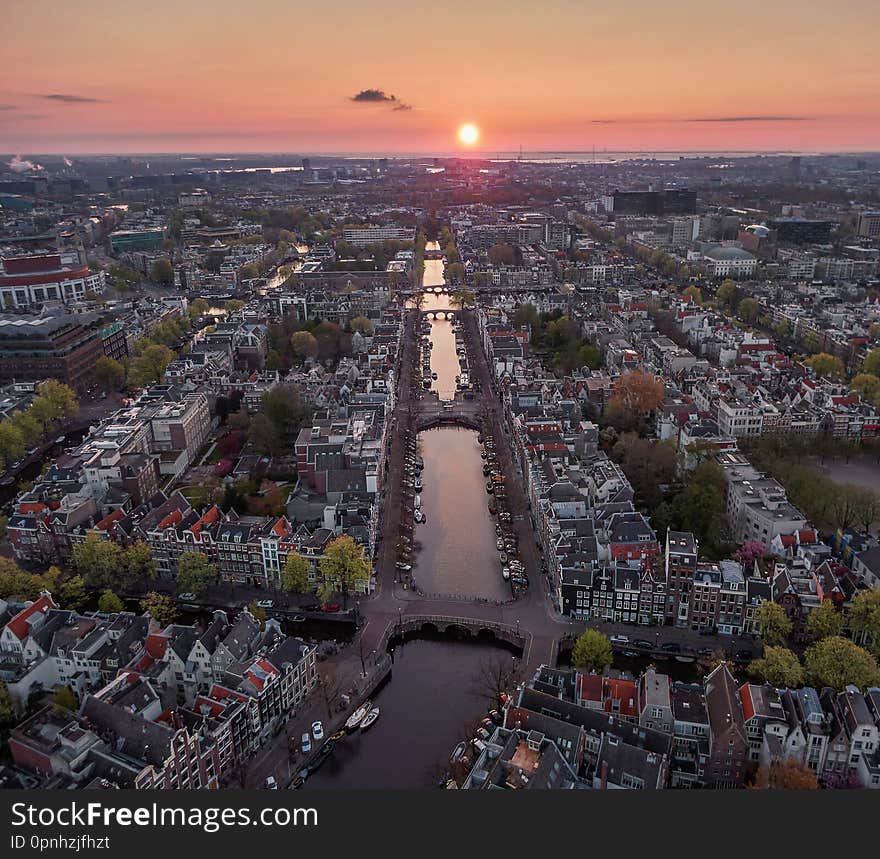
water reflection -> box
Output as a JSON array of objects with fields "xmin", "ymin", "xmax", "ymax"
[
  {"xmin": 413, "ymin": 428, "xmax": 509, "ymax": 602},
  {"xmin": 303, "ymin": 639, "xmax": 508, "ymax": 789}
]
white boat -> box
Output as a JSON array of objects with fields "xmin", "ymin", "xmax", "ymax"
[
  {"xmin": 345, "ymin": 701, "xmax": 371, "ymax": 731},
  {"xmin": 501, "ymin": 567, "xmax": 510, "ymax": 580},
  {"xmin": 360, "ymin": 707, "xmax": 380, "ymax": 730},
  {"xmin": 414, "ymin": 494, "xmax": 421, "ymax": 509}
]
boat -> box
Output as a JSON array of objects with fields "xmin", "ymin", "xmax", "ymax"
[
  {"xmin": 345, "ymin": 702, "xmax": 371, "ymax": 731},
  {"xmin": 450, "ymin": 741, "xmax": 467, "ymax": 763},
  {"xmin": 501, "ymin": 567, "xmax": 510, "ymax": 580},
  {"xmin": 675, "ymin": 655, "xmax": 696, "ymax": 664},
  {"xmin": 360, "ymin": 707, "xmax": 380, "ymax": 730},
  {"xmin": 499, "ymin": 552, "xmax": 508, "ymax": 564},
  {"xmin": 432, "ymin": 372, "xmax": 438, "ymax": 380}
]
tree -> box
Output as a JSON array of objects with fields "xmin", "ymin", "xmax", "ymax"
[
  {"xmin": 736, "ymin": 297, "xmax": 759, "ymax": 324},
  {"xmin": 0, "ymin": 681, "xmax": 14, "ymax": 725},
  {"xmin": 92, "ymin": 356, "xmax": 125, "ymax": 392},
  {"xmin": 176, "ymin": 551, "xmax": 216, "ymax": 597},
  {"xmin": 72, "ymin": 534, "xmax": 123, "ymax": 589},
  {"xmin": 349, "ymin": 315, "xmax": 374, "ymax": 336},
  {"xmin": 58, "ymin": 575, "xmax": 88, "ymax": 611},
  {"xmin": 748, "ymin": 646, "xmax": 805, "ymax": 687},
  {"xmin": 150, "ymin": 258, "xmax": 174, "ymax": 287},
  {"xmin": 852, "ymin": 373, "xmax": 880, "ymax": 405},
  {"xmin": 682, "ymin": 285, "xmax": 703, "ymax": 306},
  {"xmin": 716, "ymin": 279, "xmax": 737, "ymax": 308},
  {"xmin": 140, "ymin": 592, "xmax": 177, "ymax": 626},
  {"xmin": 733, "ymin": 540, "xmax": 767, "ymax": 567},
  {"xmin": 751, "ymin": 760, "xmax": 819, "ymax": 790},
  {"xmin": 470, "ymin": 654, "xmax": 523, "ymax": 707},
  {"xmin": 806, "ymin": 599, "xmax": 843, "ymax": 640},
  {"xmin": 247, "ymin": 601, "xmax": 266, "ymax": 629},
  {"xmin": 318, "ymin": 535, "xmax": 371, "ymax": 606},
  {"xmin": 613, "ymin": 434, "xmax": 676, "ymax": 509},
  {"xmin": 862, "ymin": 349, "xmax": 880, "ymax": 378},
  {"xmin": 754, "ymin": 601, "xmax": 793, "ymax": 646},
  {"xmin": 188, "ymin": 297, "xmax": 210, "ymax": 321},
  {"xmin": 53, "ymin": 686, "xmax": 78, "ymax": 712},
  {"xmin": 450, "ymin": 288, "xmax": 476, "ymax": 310},
  {"xmin": 123, "ymin": 541, "xmax": 157, "ymax": 587},
  {"xmin": 291, "ymin": 330, "xmax": 319, "ymax": 362},
  {"xmin": 0, "ymin": 420, "xmax": 26, "ymax": 469},
  {"xmin": 487, "ymin": 243, "xmax": 516, "ymax": 266},
  {"xmin": 129, "ymin": 343, "xmax": 176, "ymax": 387},
  {"xmin": 30, "ymin": 380, "xmax": 79, "ymax": 431},
  {"xmin": 849, "ymin": 588, "xmax": 880, "ymax": 655},
  {"xmin": 98, "ymin": 590, "xmax": 124, "ymax": 613},
  {"xmin": 804, "ymin": 636, "xmax": 880, "ymax": 691},
  {"xmin": 605, "ymin": 371, "xmax": 664, "ymax": 430},
  {"xmin": 570, "ymin": 629, "xmax": 613, "ymax": 673},
  {"xmin": 263, "ymin": 385, "xmax": 308, "ymax": 438},
  {"xmin": 248, "ymin": 413, "xmax": 282, "ymax": 457},
  {"xmin": 225, "ymin": 299, "xmax": 246, "ymax": 314},
  {"xmin": 850, "ymin": 485, "xmax": 880, "ymax": 535},
  {"xmin": 806, "ymin": 352, "xmax": 844, "ymax": 380},
  {"xmin": 280, "ymin": 552, "xmax": 311, "ymax": 594}
]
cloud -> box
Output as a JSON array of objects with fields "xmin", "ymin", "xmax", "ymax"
[
  {"xmin": 38, "ymin": 93, "xmax": 106, "ymax": 104},
  {"xmin": 593, "ymin": 115, "xmax": 811, "ymax": 125},
  {"xmin": 684, "ymin": 115, "xmax": 810, "ymax": 123},
  {"xmin": 350, "ymin": 89, "xmax": 412, "ymax": 111},
  {"xmin": 7, "ymin": 155, "xmax": 43, "ymax": 173}
]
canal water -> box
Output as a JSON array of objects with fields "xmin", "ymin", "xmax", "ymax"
[
  {"xmin": 303, "ymin": 638, "xmax": 510, "ymax": 790},
  {"xmin": 413, "ymin": 428, "xmax": 510, "ymax": 602}
]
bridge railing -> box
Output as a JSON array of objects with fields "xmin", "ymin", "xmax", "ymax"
[{"xmin": 377, "ymin": 613, "xmax": 529, "ymax": 655}]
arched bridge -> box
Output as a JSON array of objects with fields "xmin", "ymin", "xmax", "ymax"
[
  {"xmin": 378, "ymin": 615, "xmax": 529, "ymax": 655},
  {"xmin": 415, "ymin": 412, "xmax": 481, "ymax": 432},
  {"xmin": 421, "ymin": 309, "xmax": 458, "ymax": 320}
]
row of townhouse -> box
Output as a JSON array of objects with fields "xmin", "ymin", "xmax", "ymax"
[
  {"xmin": 463, "ymin": 662, "xmax": 880, "ymax": 789},
  {"xmin": 1, "ymin": 595, "xmax": 316, "ymax": 789}
]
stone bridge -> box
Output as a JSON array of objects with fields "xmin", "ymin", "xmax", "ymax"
[
  {"xmin": 421, "ymin": 309, "xmax": 458, "ymax": 320},
  {"xmin": 377, "ymin": 614, "xmax": 529, "ymax": 656}
]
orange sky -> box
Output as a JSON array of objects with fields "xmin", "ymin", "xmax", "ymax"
[{"xmin": 2, "ymin": 0, "xmax": 879, "ymax": 154}]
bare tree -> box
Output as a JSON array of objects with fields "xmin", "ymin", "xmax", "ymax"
[
  {"xmin": 317, "ymin": 667, "xmax": 345, "ymax": 720},
  {"xmin": 469, "ymin": 653, "xmax": 522, "ymax": 708}
]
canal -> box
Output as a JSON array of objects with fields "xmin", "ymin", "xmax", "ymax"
[
  {"xmin": 303, "ymin": 638, "xmax": 511, "ymax": 789},
  {"xmin": 412, "ymin": 428, "xmax": 509, "ymax": 602}
]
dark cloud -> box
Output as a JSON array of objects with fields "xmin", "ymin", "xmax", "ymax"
[
  {"xmin": 351, "ymin": 89, "xmax": 412, "ymax": 111},
  {"xmin": 39, "ymin": 93, "xmax": 106, "ymax": 104}
]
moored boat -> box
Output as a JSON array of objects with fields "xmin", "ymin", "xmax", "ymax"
[
  {"xmin": 345, "ymin": 701, "xmax": 371, "ymax": 731},
  {"xmin": 360, "ymin": 707, "xmax": 380, "ymax": 730}
]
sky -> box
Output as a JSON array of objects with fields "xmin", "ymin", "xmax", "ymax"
[{"xmin": 2, "ymin": 0, "xmax": 879, "ymax": 155}]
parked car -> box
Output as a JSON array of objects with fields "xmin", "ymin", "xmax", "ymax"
[
  {"xmin": 609, "ymin": 634, "xmax": 630, "ymax": 645},
  {"xmin": 264, "ymin": 776, "xmax": 278, "ymax": 790},
  {"xmin": 634, "ymin": 639, "xmax": 654, "ymax": 649},
  {"xmin": 301, "ymin": 733, "xmax": 311, "ymax": 754},
  {"xmin": 321, "ymin": 603, "xmax": 341, "ymax": 613},
  {"xmin": 311, "ymin": 720, "xmax": 324, "ymax": 740},
  {"xmin": 256, "ymin": 599, "xmax": 274, "ymax": 609},
  {"xmin": 177, "ymin": 592, "xmax": 196, "ymax": 602},
  {"xmin": 661, "ymin": 642, "xmax": 681, "ymax": 653}
]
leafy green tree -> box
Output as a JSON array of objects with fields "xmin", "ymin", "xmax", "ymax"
[
  {"xmin": 804, "ymin": 636, "xmax": 880, "ymax": 691},
  {"xmin": 92, "ymin": 356, "xmax": 125, "ymax": 392},
  {"xmin": 682, "ymin": 285, "xmax": 703, "ymax": 306},
  {"xmin": 140, "ymin": 592, "xmax": 178, "ymax": 626},
  {"xmin": 749, "ymin": 646, "xmax": 805, "ymax": 687},
  {"xmin": 754, "ymin": 601, "xmax": 793, "ymax": 646},
  {"xmin": 129, "ymin": 343, "xmax": 176, "ymax": 387},
  {"xmin": 716, "ymin": 279, "xmax": 737, "ymax": 307},
  {"xmin": 9, "ymin": 410, "xmax": 42, "ymax": 447},
  {"xmin": 188, "ymin": 298, "xmax": 210, "ymax": 320},
  {"xmin": 281, "ymin": 552, "xmax": 311, "ymax": 594},
  {"xmin": 30, "ymin": 380, "xmax": 79, "ymax": 432},
  {"xmin": 123, "ymin": 541, "xmax": 157, "ymax": 587},
  {"xmin": 806, "ymin": 599, "xmax": 843, "ymax": 640},
  {"xmin": 59, "ymin": 575, "xmax": 89, "ymax": 611},
  {"xmin": 849, "ymin": 589, "xmax": 880, "ymax": 655},
  {"xmin": 248, "ymin": 413, "xmax": 282, "ymax": 457},
  {"xmin": 98, "ymin": 590, "xmax": 124, "ymax": 614},
  {"xmin": 806, "ymin": 352, "xmax": 845, "ymax": 380},
  {"xmin": 318, "ymin": 535, "xmax": 371, "ymax": 606},
  {"xmin": 862, "ymin": 349, "xmax": 880, "ymax": 378},
  {"xmin": 150, "ymin": 258, "xmax": 174, "ymax": 286},
  {"xmin": 0, "ymin": 420, "xmax": 26, "ymax": 469},
  {"xmin": 851, "ymin": 373, "xmax": 880, "ymax": 404},
  {"xmin": 176, "ymin": 552, "xmax": 216, "ymax": 597},
  {"xmin": 225, "ymin": 299, "xmax": 246, "ymax": 313},
  {"xmin": 737, "ymin": 298, "xmax": 760, "ymax": 324},
  {"xmin": 570, "ymin": 629, "xmax": 613, "ymax": 673},
  {"xmin": 53, "ymin": 686, "xmax": 78, "ymax": 711},
  {"xmin": 73, "ymin": 534, "xmax": 123, "ymax": 589}
]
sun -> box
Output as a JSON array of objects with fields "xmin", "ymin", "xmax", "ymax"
[{"xmin": 457, "ymin": 123, "xmax": 479, "ymax": 146}]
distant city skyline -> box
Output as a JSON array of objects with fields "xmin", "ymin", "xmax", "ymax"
[{"xmin": 2, "ymin": 0, "xmax": 879, "ymax": 154}]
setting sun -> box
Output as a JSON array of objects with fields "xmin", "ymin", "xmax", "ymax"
[{"xmin": 457, "ymin": 123, "xmax": 479, "ymax": 146}]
